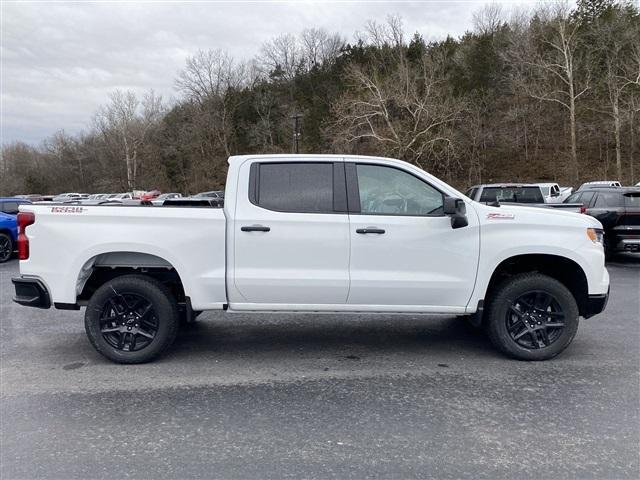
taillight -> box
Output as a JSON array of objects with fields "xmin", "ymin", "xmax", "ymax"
[
  {"xmin": 17, "ymin": 211, "xmax": 35, "ymax": 260},
  {"xmin": 580, "ymin": 205, "xmax": 587, "ymax": 214}
]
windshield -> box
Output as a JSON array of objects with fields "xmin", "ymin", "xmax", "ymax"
[{"xmin": 479, "ymin": 187, "xmax": 544, "ymax": 204}]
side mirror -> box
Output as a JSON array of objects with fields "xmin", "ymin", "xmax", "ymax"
[{"xmin": 443, "ymin": 196, "xmax": 468, "ymax": 229}]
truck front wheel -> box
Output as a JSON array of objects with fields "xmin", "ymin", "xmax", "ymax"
[
  {"xmin": 84, "ymin": 275, "xmax": 179, "ymax": 364},
  {"xmin": 485, "ymin": 273, "xmax": 579, "ymax": 361}
]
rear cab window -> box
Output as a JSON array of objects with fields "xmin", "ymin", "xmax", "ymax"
[{"xmin": 479, "ymin": 187, "xmax": 543, "ymax": 204}]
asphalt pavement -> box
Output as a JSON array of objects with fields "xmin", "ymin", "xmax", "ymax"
[{"xmin": 1, "ymin": 256, "xmax": 639, "ymax": 479}]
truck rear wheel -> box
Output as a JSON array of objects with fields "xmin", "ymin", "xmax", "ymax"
[
  {"xmin": 485, "ymin": 273, "xmax": 579, "ymax": 361},
  {"xmin": 84, "ymin": 275, "xmax": 179, "ymax": 364},
  {"xmin": 0, "ymin": 233, "xmax": 13, "ymax": 263}
]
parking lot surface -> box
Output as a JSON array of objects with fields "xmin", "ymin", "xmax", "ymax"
[{"xmin": 1, "ymin": 257, "xmax": 639, "ymax": 479}]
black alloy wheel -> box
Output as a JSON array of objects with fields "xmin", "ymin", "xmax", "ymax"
[
  {"xmin": 99, "ymin": 292, "xmax": 159, "ymax": 352},
  {"xmin": 506, "ymin": 290, "xmax": 565, "ymax": 350}
]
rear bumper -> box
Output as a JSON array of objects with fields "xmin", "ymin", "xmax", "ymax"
[
  {"xmin": 583, "ymin": 288, "xmax": 609, "ymax": 319},
  {"xmin": 12, "ymin": 277, "xmax": 51, "ymax": 309}
]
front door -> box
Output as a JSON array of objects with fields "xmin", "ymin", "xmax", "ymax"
[
  {"xmin": 346, "ymin": 162, "xmax": 480, "ymax": 309},
  {"xmin": 231, "ymin": 160, "xmax": 350, "ymax": 306}
]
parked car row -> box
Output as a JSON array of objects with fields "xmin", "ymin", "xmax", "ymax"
[{"xmin": 464, "ymin": 180, "xmax": 639, "ymax": 256}]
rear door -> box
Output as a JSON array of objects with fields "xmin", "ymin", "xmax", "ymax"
[
  {"xmin": 346, "ymin": 162, "xmax": 480, "ymax": 309},
  {"xmin": 231, "ymin": 160, "xmax": 350, "ymax": 306},
  {"xmin": 587, "ymin": 191, "xmax": 624, "ymax": 230}
]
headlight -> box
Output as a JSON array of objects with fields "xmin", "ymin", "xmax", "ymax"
[{"xmin": 587, "ymin": 228, "xmax": 604, "ymax": 245}]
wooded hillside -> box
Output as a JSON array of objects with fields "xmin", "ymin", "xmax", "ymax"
[{"xmin": 1, "ymin": 0, "xmax": 638, "ymax": 195}]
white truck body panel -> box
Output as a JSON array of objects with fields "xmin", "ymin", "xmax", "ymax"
[{"xmin": 18, "ymin": 154, "xmax": 608, "ymax": 316}]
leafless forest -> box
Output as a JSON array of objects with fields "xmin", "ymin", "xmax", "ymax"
[{"xmin": 1, "ymin": 0, "xmax": 639, "ymax": 195}]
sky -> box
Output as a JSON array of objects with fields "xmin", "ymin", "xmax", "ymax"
[{"xmin": 1, "ymin": 0, "xmax": 536, "ymax": 145}]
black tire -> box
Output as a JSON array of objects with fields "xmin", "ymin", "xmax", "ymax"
[
  {"xmin": 85, "ymin": 275, "xmax": 179, "ymax": 364},
  {"xmin": 485, "ymin": 273, "xmax": 579, "ymax": 361},
  {"xmin": 0, "ymin": 233, "xmax": 13, "ymax": 263}
]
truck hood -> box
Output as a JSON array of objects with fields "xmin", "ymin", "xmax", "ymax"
[{"xmin": 473, "ymin": 202, "xmax": 603, "ymax": 229}]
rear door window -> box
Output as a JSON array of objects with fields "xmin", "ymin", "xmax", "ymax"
[
  {"xmin": 594, "ymin": 192, "xmax": 623, "ymax": 208},
  {"xmin": 254, "ymin": 162, "xmax": 334, "ymax": 213},
  {"xmin": 624, "ymin": 193, "xmax": 640, "ymax": 207}
]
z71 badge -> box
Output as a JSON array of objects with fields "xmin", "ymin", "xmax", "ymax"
[
  {"xmin": 51, "ymin": 206, "xmax": 85, "ymax": 213},
  {"xmin": 486, "ymin": 212, "xmax": 515, "ymax": 220}
]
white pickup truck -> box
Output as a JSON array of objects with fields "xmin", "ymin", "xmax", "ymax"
[{"xmin": 13, "ymin": 155, "xmax": 609, "ymax": 363}]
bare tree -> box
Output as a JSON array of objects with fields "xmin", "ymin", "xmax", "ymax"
[
  {"xmin": 473, "ymin": 2, "xmax": 504, "ymax": 36},
  {"xmin": 176, "ymin": 49, "xmax": 245, "ymax": 103},
  {"xmin": 591, "ymin": 13, "xmax": 640, "ymax": 181},
  {"xmin": 176, "ymin": 49, "xmax": 246, "ymax": 157},
  {"xmin": 300, "ymin": 28, "xmax": 344, "ymax": 70},
  {"xmin": 94, "ymin": 89, "xmax": 164, "ymax": 190},
  {"xmin": 331, "ymin": 48, "xmax": 465, "ymax": 170},
  {"xmin": 259, "ymin": 34, "xmax": 301, "ymax": 80},
  {"xmin": 506, "ymin": 2, "xmax": 589, "ymax": 182}
]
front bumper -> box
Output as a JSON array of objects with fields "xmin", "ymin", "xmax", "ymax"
[
  {"xmin": 616, "ymin": 238, "xmax": 640, "ymax": 253},
  {"xmin": 583, "ymin": 287, "xmax": 609, "ymax": 319},
  {"xmin": 12, "ymin": 277, "xmax": 51, "ymax": 309}
]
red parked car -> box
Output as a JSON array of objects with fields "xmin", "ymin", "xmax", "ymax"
[{"xmin": 140, "ymin": 190, "xmax": 161, "ymax": 201}]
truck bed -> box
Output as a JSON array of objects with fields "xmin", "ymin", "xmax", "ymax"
[{"xmin": 19, "ymin": 204, "xmax": 227, "ymax": 310}]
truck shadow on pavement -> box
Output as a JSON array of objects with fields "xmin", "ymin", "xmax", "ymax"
[{"xmin": 167, "ymin": 315, "xmax": 498, "ymax": 362}]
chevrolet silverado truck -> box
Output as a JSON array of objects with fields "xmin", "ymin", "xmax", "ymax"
[{"xmin": 12, "ymin": 155, "xmax": 609, "ymax": 363}]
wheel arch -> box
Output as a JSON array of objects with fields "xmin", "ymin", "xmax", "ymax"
[
  {"xmin": 75, "ymin": 251, "xmax": 187, "ymax": 305},
  {"xmin": 483, "ymin": 254, "xmax": 590, "ymax": 318}
]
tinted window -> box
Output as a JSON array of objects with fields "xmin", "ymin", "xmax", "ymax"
[
  {"xmin": 356, "ymin": 164, "xmax": 443, "ymax": 216},
  {"xmin": 479, "ymin": 187, "xmax": 543, "ymax": 204},
  {"xmin": 580, "ymin": 192, "xmax": 595, "ymax": 206},
  {"xmin": 257, "ymin": 163, "xmax": 333, "ymax": 213},
  {"xmin": 565, "ymin": 192, "xmax": 582, "ymax": 204},
  {"xmin": 594, "ymin": 192, "xmax": 623, "ymax": 207},
  {"xmin": 465, "ymin": 188, "xmax": 478, "ymax": 200},
  {"xmin": 624, "ymin": 193, "xmax": 640, "ymax": 207},
  {"xmin": 1, "ymin": 201, "xmax": 19, "ymax": 214}
]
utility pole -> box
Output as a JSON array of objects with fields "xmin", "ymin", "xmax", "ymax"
[{"xmin": 290, "ymin": 113, "xmax": 303, "ymax": 154}]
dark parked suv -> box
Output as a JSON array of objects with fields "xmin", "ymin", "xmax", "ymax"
[{"xmin": 564, "ymin": 187, "xmax": 640, "ymax": 254}]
